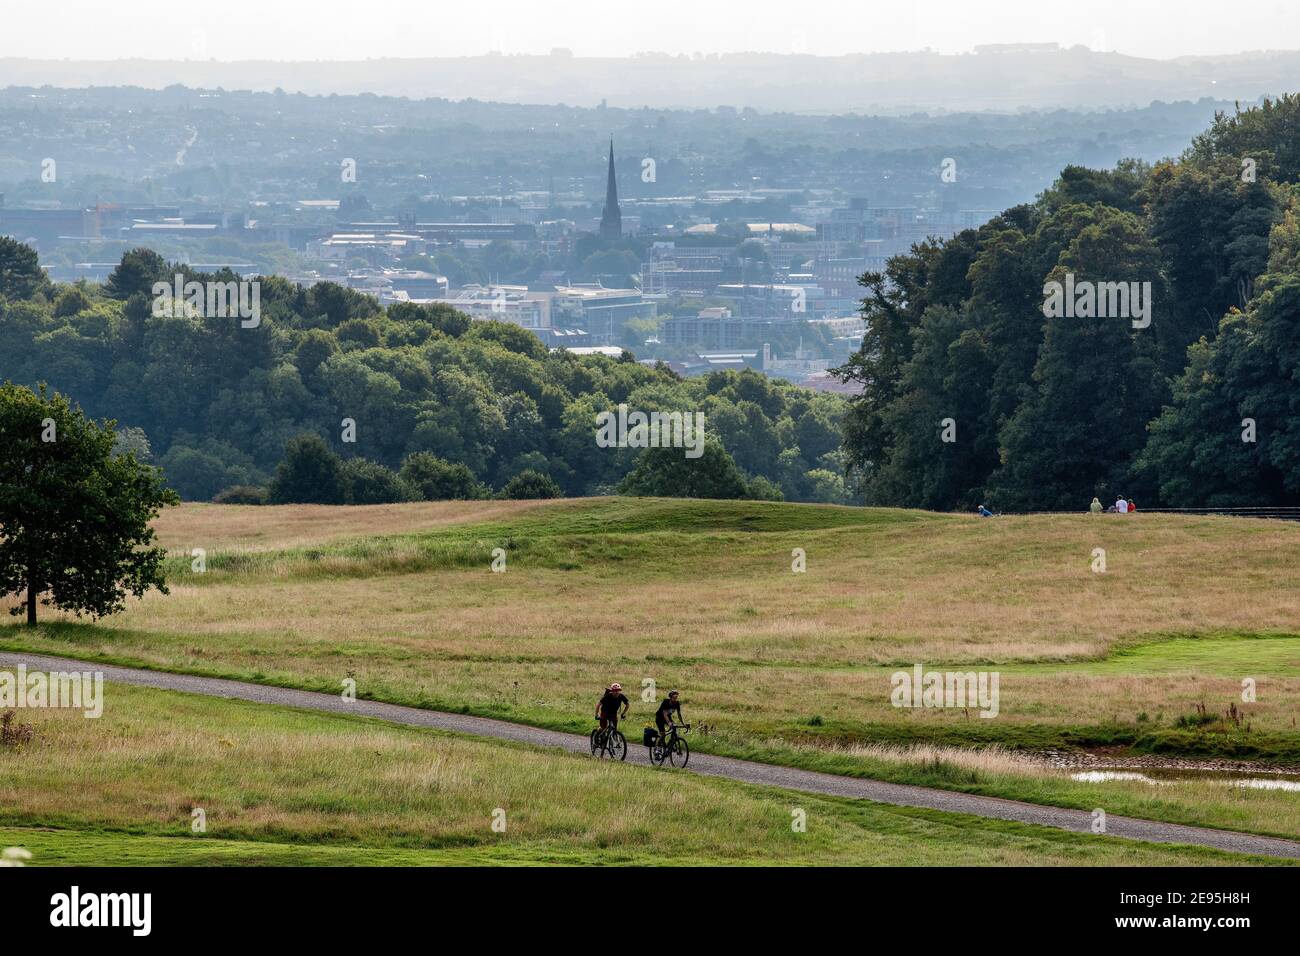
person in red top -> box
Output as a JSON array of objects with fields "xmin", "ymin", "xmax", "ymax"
[{"xmin": 1127, "ymin": 500, "xmax": 1136, "ymax": 513}]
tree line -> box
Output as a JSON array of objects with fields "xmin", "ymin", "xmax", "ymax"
[
  {"xmin": 0, "ymin": 245, "xmax": 851, "ymax": 504},
  {"xmin": 834, "ymin": 94, "xmax": 1300, "ymax": 511}
]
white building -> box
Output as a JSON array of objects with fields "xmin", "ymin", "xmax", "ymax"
[{"xmin": 445, "ymin": 285, "xmax": 552, "ymax": 331}]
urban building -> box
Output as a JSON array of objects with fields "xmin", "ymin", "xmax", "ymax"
[
  {"xmin": 553, "ymin": 285, "xmax": 655, "ymax": 345},
  {"xmin": 598, "ymin": 139, "xmax": 622, "ymax": 241},
  {"xmin": 445, "ymin": 285, "xmax": 553, "ymax": 331}
]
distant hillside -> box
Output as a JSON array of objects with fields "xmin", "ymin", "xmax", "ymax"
[{"xmin": 2, "ymin": 48, "xmax": 1299, "ymax": 112}]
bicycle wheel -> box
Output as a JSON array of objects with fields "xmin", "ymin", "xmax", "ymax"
[
  {"xmin": 649, "ymin": 740, "xmax": 666, "ymax": 766},
  {"xmin": 608, "ymin": 729, "xmax": 627, "ymax": 761},
  {"xmin": 590, "ymin": 728, "xmax": 601, "ymax": 756},
  {"xmin": 669, "ymin": 736, "xmax": 689, "ymax": 768}
]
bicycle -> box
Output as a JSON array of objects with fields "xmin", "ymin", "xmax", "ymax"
[
  {"xmin": 647, "ymin": 722, "xmax": 690, "ymax": 768},
  {"xmin": 590, "ymin": 722, "xmax": 627, "ymax": 761}
]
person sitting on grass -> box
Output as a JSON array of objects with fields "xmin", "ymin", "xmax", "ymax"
[
  {"xmin": 1090, "ymin": 497, "xmax": 1103, "ymax": 514},
  {"xmin": 977, "ymin": 503, "xmax": 995, "ymax": 517}
]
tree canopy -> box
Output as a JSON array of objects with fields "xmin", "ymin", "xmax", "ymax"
[
  {"xmin": 834, "ymin": 95, "xmax": 1300, "ymax": 511},
  {"xmin": 0, "ymin": 264, "xmax": 854, "ymax": 505},
  {"xmin": 0, "ymin": 382, "xmax": 177, "ymax": 625}
]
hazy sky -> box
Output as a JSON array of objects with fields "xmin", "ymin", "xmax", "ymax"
[{"xmin": 3, "ymin": 0, "xmax": 1298, "ymax": 61}]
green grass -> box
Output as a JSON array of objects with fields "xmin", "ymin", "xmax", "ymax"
[
  {"xmin": 0, "ymin": 683, "xmax": 1281, "ymax": 867},
  {"xmin": 156, "ymin": 497, "xmax": 923, "ymax": 581},
  {"xmin": 5, "ymin": 496, "xmax": 1300, "ymax": 849},
  {"xmin": 1039, "ymin": 633, "xmax": 1300, "ymax": 678}
]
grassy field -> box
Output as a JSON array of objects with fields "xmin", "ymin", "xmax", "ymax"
[
  {"xmin": 0, "ymin": 683, "xmax": 1276, "ymax": 867},
  {"xmin": 3, "ymin": 497, "xmax": 1300, "ymax": 844}
]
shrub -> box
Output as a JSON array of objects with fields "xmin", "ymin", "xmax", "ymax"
[
  {"xmin": 502, "ymin": 469, "xmax": 562, "ymax": 500},
  {"xmin": 0, "ymin": 710, "xmax": 33, "ymax": 747},
  {"xmin": 212, "ymin": 484, "xmax": 269, "ymax": 505},
  {"xmin": 399, "ymin": 452, "xmax": 485, "ymax": 500},
  {"xmin": 268, "ymin": 434, "xmax": 347, "ymax": 504},
  {"xmin": 744, "ymin": 475, "xmax": 785, "ymax": 501},
  {"xmin": 342, "ymin": 458, "xmax": 420, "ymax": 504},
  {"xmin": 618, "ymin": 439, "xmax": 748, "ymax": 500}
]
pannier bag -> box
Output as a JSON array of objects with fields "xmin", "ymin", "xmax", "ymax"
[{"xmin": 643, "ymin": 727, "xmax": 658, "ymax": 747}]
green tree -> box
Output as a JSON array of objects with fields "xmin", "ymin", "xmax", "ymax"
[
  {"xmin": 804, "ymin": 469, "xmax": 846, "ymax": 503},
  {"xmin": 865, "ymin": 305, "xmax": 998, "ymax": 509},
  {"xmin": 0, "ymin": 382, "xmax": 177, "ymax": 625},
  {"xmin": 988, "ymin": 211, "xmax": 1166, "ymax": 510},
  {"xmin": 398, "ymin": 452, "xmax": 485, "ymax": 500},
  {"xmin": 1144, "ymin": 160, "xmax": 1279, "ymax": 370},
  {"xmin": 833, "ymin": 240, "xmax": 951, "ymax": 484},
  {"xmin": 111, "ymin": 425, "xmax": 153, "ymax": 462},
  {"xmin": 105, "ymin": 248, "xmax": 169, "ymax": 301},
  {"xmin": 268, "ymin": 434, "xmax": 347, "ymax": 504},
  {"xmin": 1137, "ymin": 277, "xmax": 1300, "ymax": 505},
  {"xmin": 1188, "ymin": 94, "xmax": 1300, "ymax": 185},
  {"xmin": 618, "ymin": 439, "xmax": 748, "ymax": 499},
  {"xmin": 502, "ymin": 469, "xmax": 563, "ymax": 500},
  {"xmin": 159, "ymin": 440, "xmax": 261, "ymax": 502},
  {"xmin": 465, "ymin": 320, "xmax": 547, "ymax": 359},
  {"xmin": 341, "ymin": 458, "xmax": 419, "ymax": 504},
  {"xmin": 0, "ymin": 238, "xmax": 50, "ymax": 302},
  {"xmin": 1039, "ymin": 160, "xmax": 1150, "ymax": 216},
  {"xmin": 52, "ymin": 285, "xmax": 93, "ymax": 318},
  {"xmin": 744, "ymin": 474, "xmax": 785, "ymax": 501}
]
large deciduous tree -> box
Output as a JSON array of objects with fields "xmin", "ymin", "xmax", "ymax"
[
  {"xmin": 268, "ymin": 434, "xmax": 348, "ymax": 504},
  {"xmin": 618, "ymin": 438, "xmax": 749, "ymax": 500},
  {"xmin": 0, "ymin": 382, "xmax": 177, "ymax": 625}
]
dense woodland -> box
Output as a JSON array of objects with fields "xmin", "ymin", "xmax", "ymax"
[
  {"xmin": 834, "ymin": 94, "xmax": 1300, "ymax": 511},
  {"xmin": 0, "ymin": 245, "xmax": 848, "ymax": 503}
]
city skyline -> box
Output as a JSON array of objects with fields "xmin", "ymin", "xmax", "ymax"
[{"xmin": 4, "ymin": 0, "xmax": 1300, "ymax": 61}]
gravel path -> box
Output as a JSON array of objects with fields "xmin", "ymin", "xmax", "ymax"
[{"xmin": 5, "ymin": 649, "xmax": 1300, "ymax": 861}]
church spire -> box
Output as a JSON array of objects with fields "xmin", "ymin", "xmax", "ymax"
[{"xmin": 599, "ymin": 138, "xmax": 622, "ymax": 241}]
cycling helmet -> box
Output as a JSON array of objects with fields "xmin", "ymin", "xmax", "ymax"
[{"xmin": 610, "ymin": 682, "xmax": 622, "ymax": 692}]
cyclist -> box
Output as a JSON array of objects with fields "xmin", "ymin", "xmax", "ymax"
[
  {"xmin": 596, "ymin": 682, "xmax": 630, "ymax": 733},
  {"xmin": 655, "ymin": 690, "xmax": 684, "ymax": 738}
]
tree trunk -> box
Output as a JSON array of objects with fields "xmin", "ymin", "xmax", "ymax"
[{"xmin": 26, "ymin": 582, "xmax": 36, "ymax": 626}]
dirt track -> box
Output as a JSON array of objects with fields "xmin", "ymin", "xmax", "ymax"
[{"xmin": 4, "ymin": 649, "xmax": 1299, "ymax": 861}]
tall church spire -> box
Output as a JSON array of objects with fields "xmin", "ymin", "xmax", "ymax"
[{"xmin": 599, "ymin": 138, "xmax": 622, "ymax": 241}]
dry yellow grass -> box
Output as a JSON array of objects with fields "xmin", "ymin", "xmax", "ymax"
[
  {"xmin": 144, "ymin": 504, "xmax": 1300, "ymax": 663},
  {"xmin": 151, "ymin": 499, "xmax": 562, "ymax": 552},
  {"xmin": 3, "ymin": 683, "xmax": 1245, "ymax": 865},
  {"xmin": 7, "ymin": 500, "xmax": 1300, "ymax": 854},
  {"xmin": 10, "ymin": 500, "xmax": 1300, "ymax": 752}
]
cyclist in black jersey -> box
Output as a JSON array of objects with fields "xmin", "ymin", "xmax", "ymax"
[{"xmin": 655, "ymin": 690, "xmax": 684, "ymax": 736}]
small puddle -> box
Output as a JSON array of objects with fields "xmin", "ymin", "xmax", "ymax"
[
  {"xmin": 1232, "ymin": 778, "xmax": 1300, "ymax": 792},
  {"xmin": 1070, "ymin": 769, "xmax": 1300, "ymax": 791},
  {"xmin": 1071, "ymin": 771, "xmax": 1164, "ymax": 785}
]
